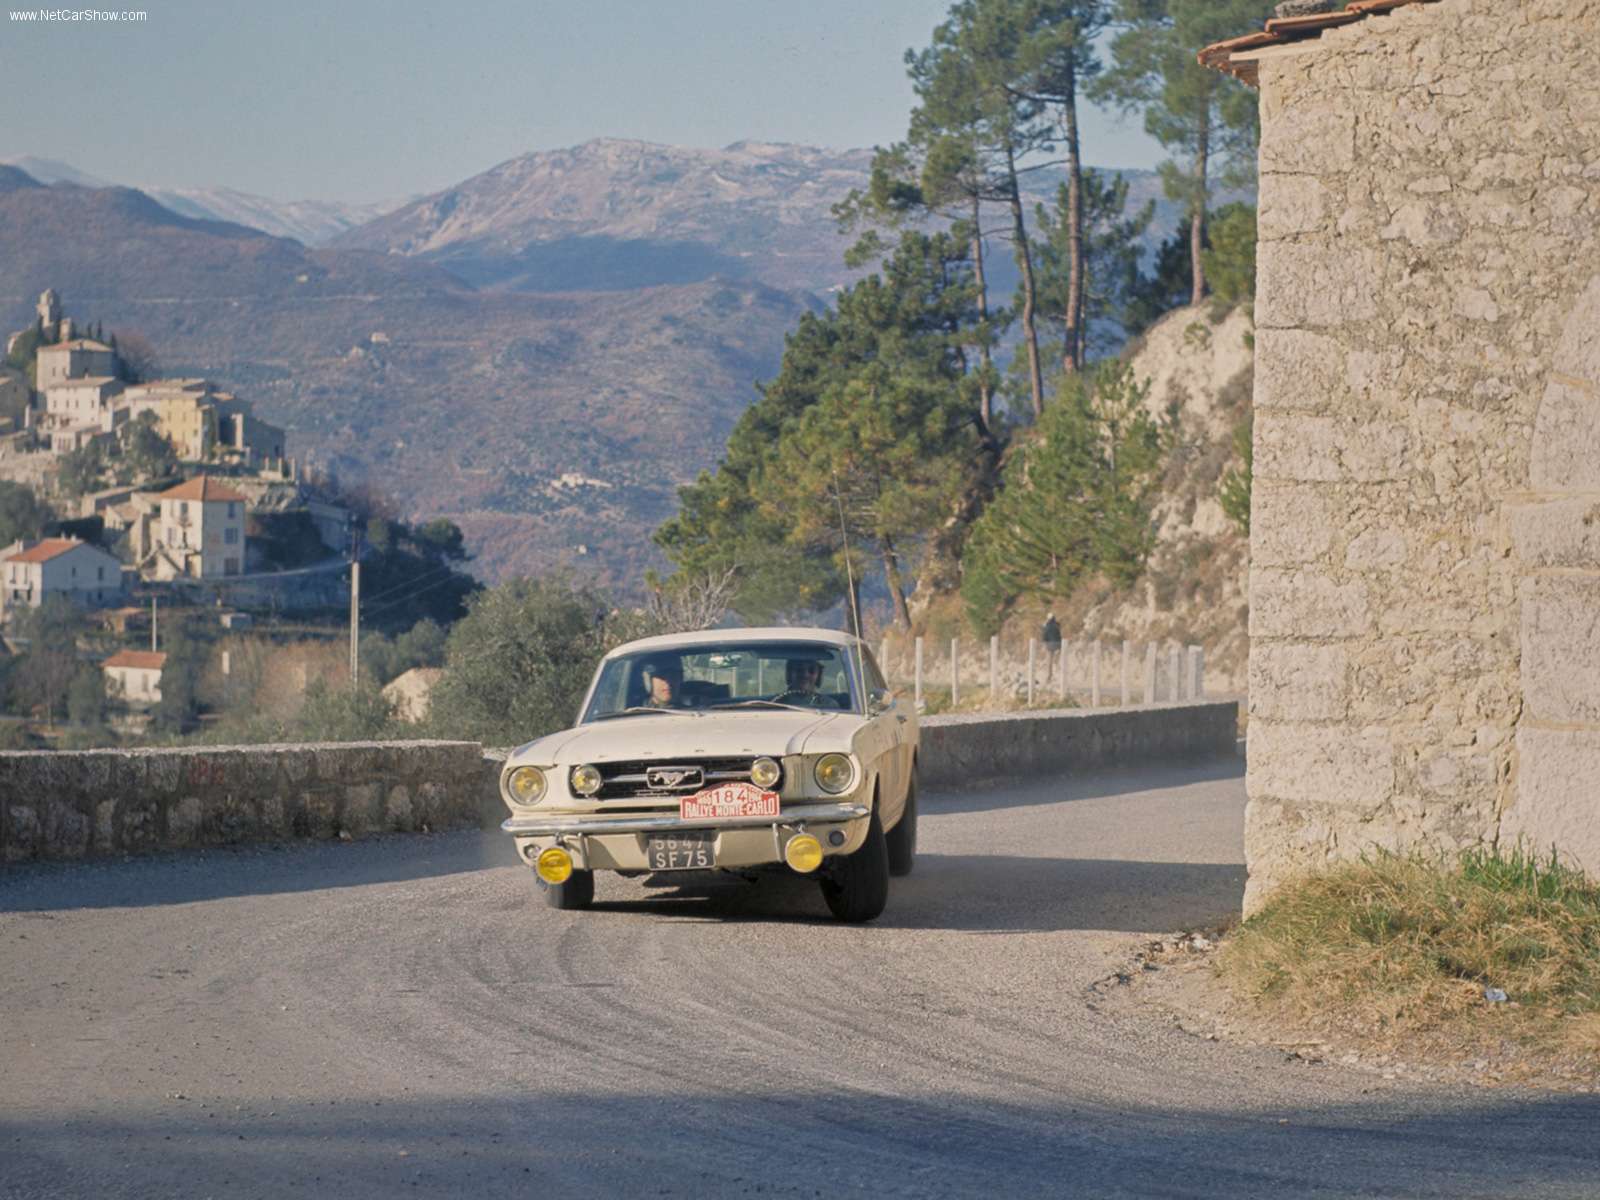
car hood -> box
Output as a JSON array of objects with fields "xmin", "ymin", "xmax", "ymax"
[{"xmin": 515, "ymin": 710, "xmax": 856, "ymax": 764}]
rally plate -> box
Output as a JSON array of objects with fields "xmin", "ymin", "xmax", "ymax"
[{"xmin": 679, "ymin": 781, "xmax": 780, "ymax": 821}]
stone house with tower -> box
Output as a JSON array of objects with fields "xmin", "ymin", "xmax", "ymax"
[{"xmin": 1200, "ymin": 0, "xmax": 1600, "ymax": 907}]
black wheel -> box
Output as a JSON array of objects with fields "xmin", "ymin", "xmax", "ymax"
[
  {"xmin": 820, "ymin": 807, "xmax": 890, "ymax": 923},
  {"xmin": 886, "ymin": 771, "xmax": 917, "ymax": 878},
  {"xmin": 542, "ymin": 869, "xmax": 595, "ymax": 910}
]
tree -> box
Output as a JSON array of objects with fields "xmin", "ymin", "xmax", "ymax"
[
  {"xmin": 642, "ymin": 566, "xmax": 740, "ymax": 634},
  {"xmin": 12, "ymin": 597, "xmax": 83, "ymax": 728},
  {"xmin": 1007, "ymin": 0, "xmax": 1110, "ymax": 373},
  {"xmin": 659, "ymin": 231, "xmax": 983, "ymax": 628},
  {"xmin": 56, "ymin": 443, "xmax": 107, "ymax": 498},
  {"xmin": 1200, "ymin": 201, "xmax": 1257, "ymax": 308},
  {"xmin": 151, "ymin": 625, "xmax": 207, "ymax": 735},
  {"xmin": 67, "ymin": 665, "xmax": 108, "ymax": 739},
  {"xmin": 414, "ymin": 518, "xmax": 468, "ymax": 561},
  {"xmin": 119, "ymin": 411, "xmax": 176, "ymax": 482},
  {"xmin": 0, "ymin": 481, "xmax": 53, "ymax": 546},
  {"xmin": 1219, "ymin": 411, "xmax": 1252, "ymax": 536},
  {"xmin": 424, "ymin": 577, "xmax": 623, "ymax": 746},
  {"xmin": 907, "ymin": 0, "xmax": 1056, "ymax": 419},
  {"xmin": 1094, "ymin": 0, "xmax": 1270, "ymax": 305},
  {"xmin": 114, "ymin": 331, "xmax": 158, "ymax": 384},
  {"xmin": 1035, "ymin": 168, "xmax": 1155, "ymax": 360},
  {"xmin": 961, "ymin": 361, "xmax": 1168, "ymax": 632}
]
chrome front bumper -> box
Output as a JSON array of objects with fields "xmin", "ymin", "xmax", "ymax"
[{"xmin": 501, "ymin": 800, "xmax": 870, "ymax": 838}]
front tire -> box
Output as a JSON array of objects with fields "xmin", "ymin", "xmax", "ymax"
[
  {"xmin": 886, "ymin": 772, "xmax": 917, "ymax": 878},
  {"xmin": 543, "ymin": 868, "xmax": 595, "ymax": 910},
  {"xmin": 820, "ymin": 808, "xmax": 889, "ymax": 923}
]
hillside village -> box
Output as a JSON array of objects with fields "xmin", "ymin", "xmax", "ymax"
[{"xmin": 0, "ymin": 289, "xmax": 370, "ymax": 728}]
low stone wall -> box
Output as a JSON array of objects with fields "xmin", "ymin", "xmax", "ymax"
[
  {"xmin": 0, "ymin": 741, "xmax": 486, "ymax": 863},
  {"xmin": 2, "ymin": 704, "xmax": 1240, "ymax": 863},
  {"xmin": 918, "ymin": 701, "xmax": 1239, "ymax": 791}
]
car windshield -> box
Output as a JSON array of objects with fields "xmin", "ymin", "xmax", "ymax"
[{"xmin": 582, "ymin": 641, "xmax": 862, "ymax": 721}]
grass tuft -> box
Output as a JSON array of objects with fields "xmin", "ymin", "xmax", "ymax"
[{"xmin": 1219, "ymin": 846, "xmax": 1600, "ymax": 1056}]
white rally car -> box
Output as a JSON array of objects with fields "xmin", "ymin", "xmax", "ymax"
[{"xmin": 499, "ymin": 628, "xmax": 918, "ymax": 923}]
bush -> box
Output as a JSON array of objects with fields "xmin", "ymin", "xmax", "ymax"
[{"xmin": 424, "ymin": 577, "xmax": 620, "ymax": 746}]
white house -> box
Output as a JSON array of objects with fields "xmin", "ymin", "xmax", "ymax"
[
  {"xmin": 102, "ymin": 648, "xmax": 165, "ymax": 704},
  {"xmin": 0, "ymin": 537, "xmax": 125, "ymax": 618},
  {"xmin": 152, "ymin": 475, "xmax": 247, "ymax": 579}
]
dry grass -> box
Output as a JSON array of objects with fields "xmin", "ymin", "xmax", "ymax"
[{"xmin": 1219, "ymin": 847, "xmax": 1600, "ymax": 1059}]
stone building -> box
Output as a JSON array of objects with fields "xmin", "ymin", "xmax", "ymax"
[
  {"xmin": 35, "ymin": 339, "xmax": 118, "ymax": 391},
  {"xmin": 151, "ymin": 475, "xmax": 247, "ymax": 580},
  {"xmin": 1201, "ymin": 0, "xmax": 1600, "ymax": 908}
]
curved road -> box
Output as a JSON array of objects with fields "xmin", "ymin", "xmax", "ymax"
[{"xmin": 2, "ymin": 759, "xmax": 1596, "ymax": 1198}]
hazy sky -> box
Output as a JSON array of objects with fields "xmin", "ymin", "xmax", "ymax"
[{"xmin": 2, "ymin": 0, "xmax": 1164, "ymax": 204}]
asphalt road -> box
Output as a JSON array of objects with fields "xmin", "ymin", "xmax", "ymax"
[{"xmin": 3, "ymin": 758, "xmax": 1597, "ymax": 1199}]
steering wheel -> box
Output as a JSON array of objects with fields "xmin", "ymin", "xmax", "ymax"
[{"xmin": 771, "ymin": 690, "xmax": 832, "ymax": 708}]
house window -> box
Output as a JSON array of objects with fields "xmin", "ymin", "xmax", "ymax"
[
  {"xmin": 228, "ymin": 502, "xmax": 239, "ymax": 519},
  {"xmin": 225, "ymin": 527, "xmax": 239, "ymax": 545},
  {"xmin": 225, "ymin": 557, "xmax": 239, "ymax": 576},
  {"xmin": 97, "ymin": 566, "xmax": 104, "ymax": 581}
]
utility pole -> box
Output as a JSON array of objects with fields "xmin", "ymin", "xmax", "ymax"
[
  {"xmin": 150, "ymin": 595, "xmax": 158, "ymax": 652},
  {"xmin": 348, "ymin": 560, "xmax": 360, "ymax": 688}
]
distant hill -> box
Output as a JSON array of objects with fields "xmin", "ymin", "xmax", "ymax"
[
  {"xmin": 0, "ymin": 141, "xmax": 1198, "ymax": 591},
  {"xmin": 1, "ymin": 156, "xmax": 400, "ymax": 246},
  {"xmin": 0, "ymin": 172, "xmax": 808, "ymax": 588},
  {"xmin": 333, "ymin": 138, "xmax": 1180, "ymax": 297}
]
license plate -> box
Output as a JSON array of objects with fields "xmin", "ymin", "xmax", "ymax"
[
  {"xmin": 679, "ymin": 781, "xmax": 780, "ymax": 821},
  {"xmin": 646, "ymin": 832, "xmax": 715, "ymax": 870}
]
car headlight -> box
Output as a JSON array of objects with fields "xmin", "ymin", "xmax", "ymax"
[
  {"xmin": 750, "ymin": 756, "xmax": 781, "ymax": 789},
  {"xmin": 571, "ymin": 764, "xmax": 603, "ymax": 797},
  {"xmin": 813, "ymin": 754, "xmax": 854, "ymax": 794},
  {"xmin": 505, "ymin": 765, "xmax": 547, "ymax": 805}
]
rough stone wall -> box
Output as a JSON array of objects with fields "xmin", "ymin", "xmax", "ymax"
[
  {"xmin": 1246, "ymin": 0, "xmax": 1600, "ymax": 909},
  {"xmin": 1, "ymin": 703, "xmax": 1239, "ymax": 863},
  {"xmin": 0, "ymin": 741, "xmax": 493, "ymax": 862},
  {"xmin": 918, "ymin": 701, "xmax": 1238, "ymax": 790}
]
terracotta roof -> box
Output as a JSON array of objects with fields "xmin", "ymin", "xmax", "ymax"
[
  {"xmin": 157, "ymin": 475, "xmax": 247, "ymax": 503},
  {"xmin": 1198, "ymin": 0, "xmax": 1444, "ymax": 87},
  {"xmin": 103, "ymin": 649, "xmax": 166, "ymax": 671},
  {"xmin": 5, "ymin": 537, "xmax": 86, "ymax": 564}
]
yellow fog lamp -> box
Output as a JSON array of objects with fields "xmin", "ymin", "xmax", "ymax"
[
  {"xmin": 750, "ymin": 756, "xmax": 781, "ymax": 789},
  {"xmin": 506, "ymin": 766, "xmax": 547, "ymax": 805},
  {"xmin": 813, "ymin": 754, "xmax": 854, "ymax": 794},
  {"xmin": 784, "ymin": 833, "xmax": 824, "ymax": 874},
  {"xmin": 535, "ymin": 846, "xmax": 574, "ymax": 885},
  {"xmin": 571, "ymin": 764, "xmax": 603, "ymax": 797}
]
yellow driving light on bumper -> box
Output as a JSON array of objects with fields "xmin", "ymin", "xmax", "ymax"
[
  {"xmin": 535, "ymin": 846, "xmax": 574, "ymax": 885},
  {"xmin": 784, "ymin": 833, "xmax": 824, "ymax": 874}
]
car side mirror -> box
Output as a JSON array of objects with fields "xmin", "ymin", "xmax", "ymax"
[{"xmin": 867, "ymin": 688, "xmax": 893, "ymax": 716}]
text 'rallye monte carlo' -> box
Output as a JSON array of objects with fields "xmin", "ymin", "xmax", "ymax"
[{"xmin": 499, "ymin": 628, "xmax": 918, "ymax": 922}]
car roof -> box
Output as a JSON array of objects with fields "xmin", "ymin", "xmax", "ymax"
[{"xmin": 603, "ymin": 626, "xmax": 864, "ymax": 659}]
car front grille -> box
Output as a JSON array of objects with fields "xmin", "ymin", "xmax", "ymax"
[{"xmin": 590, "ymin": 757, "xmax": 765, "ymax": 801}]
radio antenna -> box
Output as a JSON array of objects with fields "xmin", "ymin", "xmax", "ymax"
[{"xmin": 830, "ymin": 468, "xmax": 869, "ymax": 703}]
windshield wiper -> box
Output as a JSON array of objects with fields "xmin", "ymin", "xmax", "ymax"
[
  {"xmin": 593, "ymin": 706, "xmax": 689, "ymax": 720},
  {"xmin": 707, "ymin": 699, "xmax": 813, "ymax": 712}
]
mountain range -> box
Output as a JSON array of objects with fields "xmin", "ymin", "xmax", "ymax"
[{"xmin": 0, "ymin": 141, "xmax": 1179, "ymax": 591}]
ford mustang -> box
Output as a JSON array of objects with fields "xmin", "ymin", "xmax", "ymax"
[{"xmin": 498, "ymin": 628, "xmax": 918, "ymax": 922}]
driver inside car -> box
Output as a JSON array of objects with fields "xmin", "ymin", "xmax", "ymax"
[
  {"xmin": 777, "ymin": 658, "xmax": 837, "ymax": 708},
  {"xmin": 642, "ymin": 661, "xmax": 684, "ymax": 708}
]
